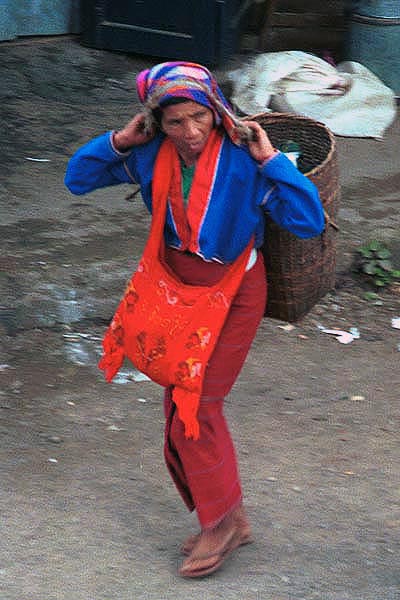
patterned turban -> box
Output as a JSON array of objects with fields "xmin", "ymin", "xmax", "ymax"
[{"xmin": 136, "ymin": 61, "xmax": 250, "ymax": 143}]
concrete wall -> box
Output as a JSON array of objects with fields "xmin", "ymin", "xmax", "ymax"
[{"xmin": 0, "ymin": 0, "xmax": 81, "ymax": 41}]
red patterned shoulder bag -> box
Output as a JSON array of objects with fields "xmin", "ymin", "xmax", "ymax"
[{"xmin": 99, "ymin": 134, "xmax": 252, "ymax": 439}]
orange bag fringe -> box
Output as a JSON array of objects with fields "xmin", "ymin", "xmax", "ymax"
[{"xmin": 99, "ymin": 132, "xmax": 252, "ymax": 440}]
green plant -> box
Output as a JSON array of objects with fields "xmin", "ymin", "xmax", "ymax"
[{"xmin": 355, "ymin": 240, "xmax": 400, "ymax": 289}]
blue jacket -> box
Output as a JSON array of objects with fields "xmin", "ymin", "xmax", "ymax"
[{"xmin": 65, "ymin": 130, "xmax": 325, "ymax": 263}]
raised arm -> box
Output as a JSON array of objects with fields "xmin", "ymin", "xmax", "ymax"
[
  {"xmin": 259, "ymin": 152, "xmax": 325, "ymax": 239},
  {"xmin": 240, "ymin": 120, "xmax": 324, "ymax": 239},
  {"xmin": 64, "ymin": 113, "xmax": 156, "ymax": 195}
]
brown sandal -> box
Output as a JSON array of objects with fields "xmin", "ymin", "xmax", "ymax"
[
  {"xmin": 181, "ymin": 526, "xmax": 253, "ymax": 556},
  {"xmin": 179, "ymin": 527, "xmax": 253, "ymax": 578},
  {"xmin": 179, "ymin": 529, "xmax": 236, "ymax": 578}
]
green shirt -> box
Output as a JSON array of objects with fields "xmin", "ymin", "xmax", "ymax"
[{"xmin": 180, "ymin": 161, "xmax": 195, "ymax": 206}]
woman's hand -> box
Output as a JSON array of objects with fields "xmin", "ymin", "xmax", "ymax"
[
  {"xmin": 241, "ymin": 120, "xmax": 278, "ymax": 164},
  {"xmin": 113, "ymin": 113, "xmax": 156, "ymax": 152}
]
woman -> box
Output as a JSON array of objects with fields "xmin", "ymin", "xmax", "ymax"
[{"xmin": 65, "ymin": 61, "xmax": 324, "ymax": 578}]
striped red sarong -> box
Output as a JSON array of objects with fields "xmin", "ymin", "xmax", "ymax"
[{"xmin": 164, "ymin": 248, "xmax": 267, "ymax": 528}]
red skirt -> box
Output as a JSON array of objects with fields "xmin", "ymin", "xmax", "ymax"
[{"xmin": 163, "ymin": 248, "xmax": 267, "ymax": 528}]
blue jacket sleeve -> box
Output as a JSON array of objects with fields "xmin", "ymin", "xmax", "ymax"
[
  {"xmin": 64, "ymin": 132, "xmax": 136, "ymax": 195},
  {"xmin": 260, "ymin": 152, "xmax": 325, "ymax": 239}
]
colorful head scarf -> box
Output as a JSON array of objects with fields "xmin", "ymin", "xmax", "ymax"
[{"xmin": 136, "ymin": 61, "xmax": 250, "ymax": 144}]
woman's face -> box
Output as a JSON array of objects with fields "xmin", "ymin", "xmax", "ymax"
[{"xmin": 160, "ymin": 101, "xmax": 214, "ymax": 165}]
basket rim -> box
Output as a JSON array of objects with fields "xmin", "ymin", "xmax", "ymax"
[{"xmin": 247, "ymin": 111, "xmax": 336, "ymax": 178}]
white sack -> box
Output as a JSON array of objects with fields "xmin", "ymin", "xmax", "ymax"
[{"xmin": 229, "ymin": 51, "xmax": 397, "ymax": 138}]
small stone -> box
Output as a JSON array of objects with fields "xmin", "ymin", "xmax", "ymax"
[
  {"xmin": 391, "ymin": 317, "xmax": 400, "ymax": 329},
  {"xmin": 107, "ymin": 424, "xmax": 123, "ymax": 431},
  {"xmin": 349, "ymin": 327, "xmax": 360, "ymax": 339},
  {"xmin": 63, "ymin": 333, "xmax": 81, "ymax": 342},
  {"xmin": 47, "ymin": 435, "xmax": 62, "ymax": 444},
  {"xmin": 277, "ymin": 323, "xmax": 295, "ymax": 332}
]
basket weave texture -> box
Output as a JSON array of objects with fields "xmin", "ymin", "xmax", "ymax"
[{"xmin": 252, "ymin": 113, "xmax": 340, "ymax": 322}]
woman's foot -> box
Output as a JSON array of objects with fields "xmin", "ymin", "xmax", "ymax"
[
  {"xmin": 180, "ymin": 503, "xmax": 253, "ymax": 556},
  {"xmin": 178, "ymin": 505, "xmax": 253, "ymax": 578}
]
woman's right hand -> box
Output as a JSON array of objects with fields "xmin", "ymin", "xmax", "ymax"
[{"xmin": 113, "ymin": 113, "xmax": 156, "ymax": 152}]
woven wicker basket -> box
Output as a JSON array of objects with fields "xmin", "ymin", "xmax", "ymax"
[{"xmin": 251, "ymin": 112, "xmax": 340, "ymax": 322}]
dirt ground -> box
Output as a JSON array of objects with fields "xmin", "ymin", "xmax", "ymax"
[{"xmin": 0, "ymin": 37, "xmax": 399, "ymax": 600}]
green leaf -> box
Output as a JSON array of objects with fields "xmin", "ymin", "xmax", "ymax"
[
  {"xmin": 363, "ymin": 262, "xmax": 378, "ymax": 275},
  {"xmin": 368, "ymin": 240, "xmax": 381, "ymax": 252},
  {"xmin": 359, "ymin": 248, "xmax": 373, "ymax": 258},
  {"xmin": 364, "ymin": 291, "xmax": 379, "ymax": 301},
  {"xmin": 377, "ymin": 248, "xmax": 391, "ymax": 259},
  {"xmin": 377, "ymin": 259, "xmax": 393, "ymax": 271}
]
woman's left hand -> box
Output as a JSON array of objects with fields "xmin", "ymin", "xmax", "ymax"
[{"xmin": 241, "ymin": 120, "xmax": 278, "ymax": 164}]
